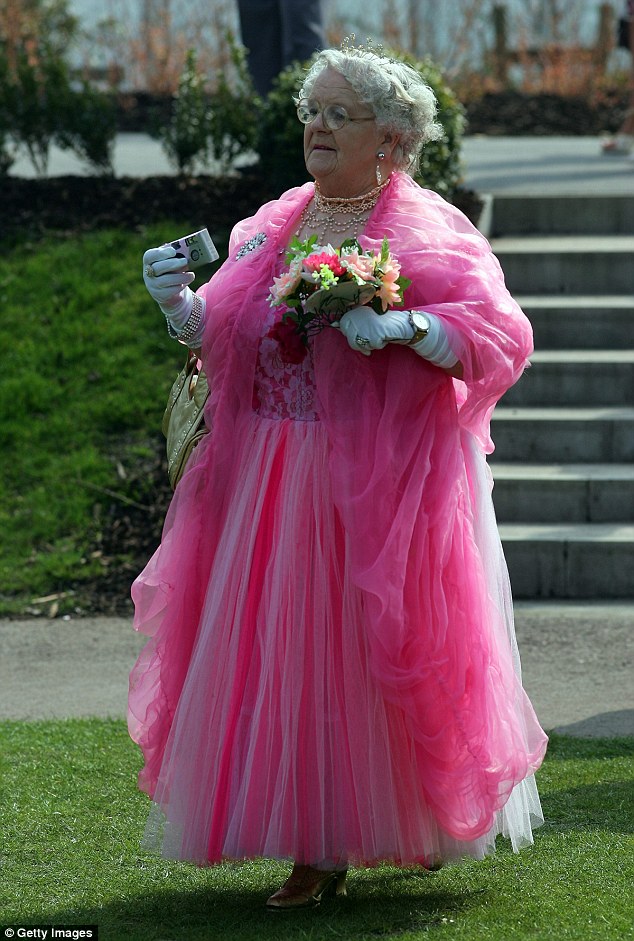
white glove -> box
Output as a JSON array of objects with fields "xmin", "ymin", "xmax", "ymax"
[
  {"xmin": 143, "ymin": 245, "xmax": 196, "ymax": 329},
  {"xmin": 333, "ymin": 306, "xmax": 414, "ymax": 356},
  {"xmin": 410, "ymin": 317, "xmax": 459, "ymax": 369},
  {"xmin": 335, "ymin": 305, "xmax": 459, "ymax": 369}
]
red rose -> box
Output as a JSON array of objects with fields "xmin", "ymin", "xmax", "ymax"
[{"xmin": 267, "ymin": 320, "xmax": 308, "ymax": 364}]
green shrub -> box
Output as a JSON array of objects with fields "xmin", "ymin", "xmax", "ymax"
[
  {"xmin": 0, "ymin": 134, "xmax": 13, "ymax": 176},
  {"xmin": 56, "ymin": 80, "xmax": 116, "ymax": 175},
  {"xmin": 154, "ymin": 39, "xmax": 261, "ymax": 177},
  {"xmin": 2, "ymin": 50, "xmax": 69, "ymax": 176},
  {"xmin": 255, "ymin": 53, "xmax": 465, "ymax": 198},
  {"xmin": 207, "ymin": 34, "xmax": 260, "ymax": 174},
  {"xmin": 154, "ymin": 48, "xmax": 210, "ymax": 175},
  {"xmin": 0, "ymin": 32, "xmax": 115, "ymax": 177},
  {"xmin": 0, "ymin": 0, "xmax": 112, "ymax": 176},
  {"xmin": 0, "ymin": 55, "xmax": 16, "ymax": 176},
  {"xmin": 256, "ymin": 61, "xmax": 309, "ymax": 195},
  {"xmin": 400, "ymin": 54, "xmax": 465, "ymax": 197}
]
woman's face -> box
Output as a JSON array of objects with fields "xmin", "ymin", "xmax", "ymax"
[{"xmin": 302, "ymin": 68, "xmax": 394, "ymax": 198}]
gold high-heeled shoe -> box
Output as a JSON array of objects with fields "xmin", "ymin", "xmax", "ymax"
[{"xmin": 266, "ymin": 864, "xmax": 348, "ymax": 910}]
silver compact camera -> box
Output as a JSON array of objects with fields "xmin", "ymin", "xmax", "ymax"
[{"xmin": 163, "ymin": 228, "xmax": 219, "ymax": 269}]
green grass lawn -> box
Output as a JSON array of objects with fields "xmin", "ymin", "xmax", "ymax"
[
  {"xmin": 0, "ymin": 226, "xmax": 227, "ymax": 614},
  {"xmin": 0, "ymin": 721, "xmax": 632, "ymax": 941}
]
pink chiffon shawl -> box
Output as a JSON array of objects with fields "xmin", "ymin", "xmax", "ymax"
[{"xmin": 129, "ymin": 173, "xmax": 547, "ymax": 842}]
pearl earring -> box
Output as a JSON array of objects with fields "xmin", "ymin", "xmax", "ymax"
[{"xmin": 376, "ymin": 151, "xmax": 386, "ymax": 186}]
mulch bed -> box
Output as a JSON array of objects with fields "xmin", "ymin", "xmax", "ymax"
[
  {"xmin": 2, "ymin": 171, "xmax": 272, "ymax": 240},
  {"xmin": 2, "ymin": 171, "xmax": 483, "ymax": 240},
  {"xmin": 464, "ymin": 88, "xmax": 629, "ymax": 137},
  {"xmin": 68, "ymin": 440, "xmax": 174, "ymax": 618}
]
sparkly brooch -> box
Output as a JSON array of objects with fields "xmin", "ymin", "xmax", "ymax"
[{"xmin": 236, "ymin": 232, "xmax": 267, "ymax": 260}]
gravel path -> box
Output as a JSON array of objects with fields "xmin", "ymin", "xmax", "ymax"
[{"xmin": 0, "ymin": 602, "xmax": 632, "ymax": 737}]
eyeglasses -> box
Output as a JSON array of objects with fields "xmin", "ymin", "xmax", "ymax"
[{"xmin": 296, "ymin": 98, "xmax": 375, "ymax": 131}]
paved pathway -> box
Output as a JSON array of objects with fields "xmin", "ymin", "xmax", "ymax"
[
  {"xmin": 10, "ymin": 133, "xmax": 634, "ymax": 195},
  {"xmin": 0, "ymin": 604, "xmax": 632, "ymax": 737},
  {"xmin": 463, "ymin": 135, "xmax": 634, "ymax": 195}
]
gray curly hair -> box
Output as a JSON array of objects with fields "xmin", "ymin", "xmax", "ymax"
[{"xmin": 298, "ymin": 47, "xmax": 444, "ymax": 173}]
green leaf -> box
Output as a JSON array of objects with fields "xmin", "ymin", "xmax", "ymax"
[
  {"xmin": 285, "ymin": 233, "xmax": 317, "ymax": 265},
  {"xmin": 395, "ymin": 275, "xmax": 412, "ymax": 301},
  {"xmin": 339, "ymin": 237, "xmax": 362, "ymax": 253}
]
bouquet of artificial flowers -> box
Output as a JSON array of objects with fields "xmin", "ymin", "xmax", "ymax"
[{"xmin": 266, "ymin": 236, "xmax": 410, "ymax": 362}]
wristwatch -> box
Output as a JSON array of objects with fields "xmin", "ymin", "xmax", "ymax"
[{"xmin": 407, "ymin": 310, "xmax": 430, "ymax": 345}]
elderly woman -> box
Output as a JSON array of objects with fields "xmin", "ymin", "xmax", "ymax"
[{"xmin": 130, "ymin": 43, "xmax": 548, "ymax": 910}]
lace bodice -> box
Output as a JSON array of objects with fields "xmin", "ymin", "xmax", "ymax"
[{"xmin": 253, "ymin": 307, "xmax": 319, "ymax": 422}]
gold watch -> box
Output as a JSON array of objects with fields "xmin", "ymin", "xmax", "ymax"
[{"xmin": 408, "ymin": 311, "xmax": 430, "ymax": 345}]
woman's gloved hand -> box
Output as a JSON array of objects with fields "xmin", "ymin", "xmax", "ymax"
[
  {"xmin": 143, "ymin": 245, "xmax": 196, "ymax": 328},
  {"xmin": 333, "ymin": 306, "xmax": 413, "ymax": 356}
]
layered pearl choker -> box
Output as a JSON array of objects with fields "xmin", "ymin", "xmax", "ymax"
[
  {"xmin": 313, "ymin": 177, "xmax": 390, "ymax": 213},
  {"xmin": 297, "ymin": 176, "xmax": 391, "ymax": 242}
]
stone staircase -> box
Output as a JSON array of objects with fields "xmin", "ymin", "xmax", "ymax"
[{"xmin": 487, "ymin": 195, "xmax": 634, "ymax": 598}]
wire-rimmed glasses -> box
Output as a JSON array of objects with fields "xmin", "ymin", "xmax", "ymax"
[{"xmin": 296, "ymin": 98, "xmax": 375, "ymax": 131}]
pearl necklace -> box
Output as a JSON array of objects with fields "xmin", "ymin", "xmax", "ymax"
[{"xmin": 297, "ymin": 176, "xmax": 391, "ymax": 242}]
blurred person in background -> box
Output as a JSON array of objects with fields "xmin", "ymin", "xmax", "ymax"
[
  {"xmin": 602, "ymin": 0, "xmax": 634, "ymax": 154},
  {"xmin": 237, "ymin": 0, "xmax": 325, "ymax": 96}
]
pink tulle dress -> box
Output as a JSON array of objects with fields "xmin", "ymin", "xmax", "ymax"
[{"xmin": 128, "ymin": 173, "xmax": 548, "ymax": 869}]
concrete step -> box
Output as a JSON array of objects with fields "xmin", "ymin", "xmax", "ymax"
[
  {"xmin": 488, "ymin": 193, "xmax": 634, "ymax": 599},
  {"xmin": 503, "ymin": 350, "xmax": 634, "ymax": 406},
  {"xmin": 517, "ymin": 296, "xmax": 634, "ymax": 349},
  {"xmin": 500, "ymin": 523, "xmax": 634, "ymax": 599},
  {"xmin": 491, "ymin": 236, "xmax": 634, "ymax": 294},
  {"xmin": 491, "ymin": 406, "xmax": 634, "ymax": 462},
  {"xmin": 491, "ymin": 463, "xmax": 634, "ymax": 522},
  {"xmin": 490, "ymin": 194, "xmax": 634, "ymax": 237}
]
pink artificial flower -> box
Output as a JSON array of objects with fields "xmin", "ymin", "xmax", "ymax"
[
  {"xmin": 340, "ymin": 248, "xmax": 377, "ymax": 282},
  {"xmin": 303, "ymin": 252, "xmax": 346, "ymax": 277},
  {"xmin": 269, "ymin": 259, "xmax": 303, "ymax": 304},
  {"xmin": 377, "ymin": 259, "xmax": 403, "ymax": 310}
]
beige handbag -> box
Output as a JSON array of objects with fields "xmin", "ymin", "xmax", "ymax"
[{"xmin": 162, "ymin": 351, "xmax": 210, "ymax": 489}]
